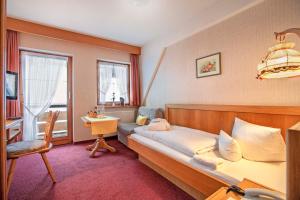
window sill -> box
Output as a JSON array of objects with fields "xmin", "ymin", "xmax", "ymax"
[{"xmin": 100, "ymin": 105, "xmax": 138, "ymax": 109}]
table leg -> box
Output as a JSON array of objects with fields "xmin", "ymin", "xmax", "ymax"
[
  {"xmin": 86, "ymin": 141, "xmax": 96, "ymax": 151},
  {"xmin": 100, "ymin": 138, "xmax": 116, "ymax": 152},
  {"xmin": 90, "ymin": 137, "xmax": 101, "ymax": 158},
  {"xmin": 89, "ymin": 135, "xmax": 116, "ymax": 157}
]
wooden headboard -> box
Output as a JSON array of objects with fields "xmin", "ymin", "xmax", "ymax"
[{"xmin": 165, "ymin": 104, "xmax": 300, "ymax": 139}]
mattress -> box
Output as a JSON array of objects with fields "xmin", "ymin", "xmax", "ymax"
[
  {"xmin": 130, "ymin": 134, "xmax": 286, "ymax": 194},
  {"xmin": 134, "ymin": 125, "xmax": 218, "ymax": 157}
]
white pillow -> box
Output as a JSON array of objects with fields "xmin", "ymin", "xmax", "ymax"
[
  {"xmin": 232, "ymin": 118, "xmax": 286, "ymax": 162},
  {"xmin": 219, "ymin": 130, "xmax": 242, "ymax": 162}
]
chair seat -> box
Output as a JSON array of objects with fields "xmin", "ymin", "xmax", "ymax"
[{"xmin": 7, "ymin": 140, "xmax": 48, "ymax": 158}]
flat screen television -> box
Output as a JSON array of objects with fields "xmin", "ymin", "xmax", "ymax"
[{"xmin": 6, "ymin": 71, "xmax": 18, "ymax": 100}]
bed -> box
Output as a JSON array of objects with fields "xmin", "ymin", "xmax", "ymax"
[
  {"xmin": 128, "ymin": 104, "xmax": 300, "ymax": 199},
  {"xmin": 130, "ymin": 134, "xmax": 285, "ymax": 193}
]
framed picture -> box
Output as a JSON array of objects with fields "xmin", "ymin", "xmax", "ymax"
[{"xmin": 196, "ymin": 52, "xmax": 221, "ymax": 78}]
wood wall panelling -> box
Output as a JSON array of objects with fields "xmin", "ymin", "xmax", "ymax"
[
  {"xmin": 165, "ymin": 104, "xmax": 300, "ymax": 139},
  {"xmin": 6, "ymin": 17, "xmax": 141, "ymax": 55}
]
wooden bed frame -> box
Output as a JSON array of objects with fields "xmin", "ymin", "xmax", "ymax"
[{"xmin": 128, "ymin": 104, "xmax": 300, "ymax": 199}]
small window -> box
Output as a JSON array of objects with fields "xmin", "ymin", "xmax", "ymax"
[{"xmin": 97, "ymin": 60, "xmax": 130, "ymax": 105}]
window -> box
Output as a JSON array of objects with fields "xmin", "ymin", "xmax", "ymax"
[
  {"xmin": 21, "ymin": 50, "xmax": 71, "ymax": 141},
  {"xmin": 22, "ymin": 51, "xmax": 68, "ymax": 109},
  {"xmin": 97, "ymin": 60, "xmax": 130, "ymax": 104}
]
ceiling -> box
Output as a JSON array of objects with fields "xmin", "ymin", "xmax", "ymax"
[{"xmin": 7, "ymin": 0, "xmax": 263, "ymax": 46}]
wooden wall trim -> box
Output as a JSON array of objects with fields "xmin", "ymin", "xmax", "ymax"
[
  {"xmin": 166, "ymin": 104, "xmax": 300, "ymax": 116},
  {"xmin": 0, "ymin": 0, "xmax": 7, "ymax": 199},
  {"xmin": 142, "ymin": 47, "xmax": 167, "ymax": 106},
  {"xmin": 6, "ymin": 17, "xmax": 141, "ymax": 55}
]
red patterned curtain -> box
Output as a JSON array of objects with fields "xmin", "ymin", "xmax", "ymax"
[
  {"xmin": 130, "ymin": 54, "xmax": 141, "ymax": 106},
  {"xmin": 6, "ymin": 30, "xmax": 21, "ymax": 118}
]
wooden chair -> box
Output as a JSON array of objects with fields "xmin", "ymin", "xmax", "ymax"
[{"xmin": 6, "ymin": 111, "xmax": 60, "ymax": 193}]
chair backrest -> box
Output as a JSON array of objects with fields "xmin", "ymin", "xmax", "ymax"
[{"xmin": 44, "ymin": 111, "xmax": 60, "ymax": 146}]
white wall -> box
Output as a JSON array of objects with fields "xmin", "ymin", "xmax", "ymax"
[
  {"xmin": 139, "ymin": 0, "xmax": 264, "ymax": 99},
  {"xmin": 141, "ymin": 0, "xmax": 300, "ymax": 108},
  {"xmin": 20, "ymin": 33, "xmax": 134, "ymax": 142}
]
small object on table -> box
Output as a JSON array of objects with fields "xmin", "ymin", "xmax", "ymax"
[
  {"xmin": 120, "ymin": 97, "xmax": 125, "ymax": 106},
  {"xmin": 87, "ymin": 111, "xmax": 98, "ymax": 118},
  {"xmin": 81, "ymin": 116, "xmax": 119, "ymax": 158},
  {"xmin": 226, "ymin": 185, "xmax": 245, "ymax": 196},
  {"xmin": 97, "ymin": 114, "xmax": 105, "ymax": 118}
]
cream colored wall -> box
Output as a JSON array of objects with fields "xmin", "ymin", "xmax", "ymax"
[
  {"xmin": 142, "ymin": 0, "xmax": 300, "ymax": 108},
  {"xmin": 20, "ymin": 33, "xmax": 132, "ymax": 142}
]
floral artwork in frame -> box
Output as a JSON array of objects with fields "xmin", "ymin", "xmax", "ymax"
[{"xmin": 196, "ymin": 52, "xmax": 221, "ymax": 78}]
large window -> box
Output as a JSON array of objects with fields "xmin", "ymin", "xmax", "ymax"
[
  {"xmin": 97, "ymin": 60, "xmax": 130, "ymax": 105},
  {"xmin": 21, "ymin": 50, "xmax": 72, "ymax": 142},
  {"xmin": 22, "ymin": 51, "xmax": 68, "ymax": 109}
]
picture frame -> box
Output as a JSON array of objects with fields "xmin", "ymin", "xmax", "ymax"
[{"xmin": 196, "ymin": 52, "xmax": 221, "ymax": 78}]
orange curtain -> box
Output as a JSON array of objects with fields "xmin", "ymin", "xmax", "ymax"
[
  {"xmin": 6, "ymin": 30, "xmax": 21, "ymax": 118},
  {"xmin": 130, "ymin": 54, "xmax": 141, "ymax": 106}
]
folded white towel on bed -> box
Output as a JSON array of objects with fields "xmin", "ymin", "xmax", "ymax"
[
  {"xmin": 147, "ymin": 118, "xmax": 170, "ymax": 131},
  {"xmin": 193, "ymin": 154, "xmax": 224, "ymax": 170},
  {"xmin": 134, "ymin": 125, "xmax": 218, "ymax": 157}
]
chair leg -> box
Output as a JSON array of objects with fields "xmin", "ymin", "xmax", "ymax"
[
  {"xmin": 40, "ymin": 153, "xmax": 56, "ymax": 183},
  {"xmin": 7, "ymin": 159, "xmax": 17, "ymax": 193}
]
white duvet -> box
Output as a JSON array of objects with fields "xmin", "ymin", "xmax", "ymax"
[
  {"xmin": 130, "ymin": 134, "xmax": 286, "ymax": 193},
  {"xmin": 134, "ymin": 125, "xmax": 218, "ymax": 157}
]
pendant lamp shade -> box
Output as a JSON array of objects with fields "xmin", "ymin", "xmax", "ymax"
[{"xmin": 257, "ymin": 42, "xmax": 300, "ymax": 79}]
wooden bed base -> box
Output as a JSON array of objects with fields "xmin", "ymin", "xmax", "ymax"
[
  {"xmin": 128, "ymin": 138, "xmax": 227, "ymax": 199},
  {"xmin": 128, "ymin": 104, "xmax": 300, "ymax": 199},
  {"xmin": 138, "ymin": 155, "xmax": 205, "ymax": 200}
]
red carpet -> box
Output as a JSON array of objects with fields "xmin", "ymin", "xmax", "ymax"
[{"xmin": 8, "ymin": 139, "xmax": 194, "ymax": 200}]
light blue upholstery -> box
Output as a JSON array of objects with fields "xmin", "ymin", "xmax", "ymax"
[{"xmin": 117, "ymin": 107, "xmax": 164, "ymax": 146}]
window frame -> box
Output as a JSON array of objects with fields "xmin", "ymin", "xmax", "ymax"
[
  {"xmin": 20, "ymin": 49, "xmax": 74, "ymax": 145},
  {"xmin": 97, "ymin": 60, "xmax": 130, "ymax": 106}
]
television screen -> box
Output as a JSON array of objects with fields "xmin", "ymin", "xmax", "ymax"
[{"xmin": 6, "ymin": 71, "xmax": 18, "ymax": 100}]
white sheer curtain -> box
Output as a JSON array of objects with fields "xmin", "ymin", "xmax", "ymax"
[
  {"xmin": 99, "ymin": 63, "xmax": 113, "ymax": 103},
  {"xmin": 22, "ymin": 53, "xmax": 66, "ymax": 141},
  {"xmin": 114, "ymin": 64, "xmax": 129, "ymax": 103},
  {"xmin": 98, "ymin": 61, "xmax": 129, "ymax": 104}
]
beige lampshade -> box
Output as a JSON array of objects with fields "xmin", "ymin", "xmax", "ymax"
[{"xmin": 257, "ymin": 42, "xmax": 300, "ymax": 79}]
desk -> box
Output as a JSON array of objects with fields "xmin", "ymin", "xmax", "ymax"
[
  {"xmin": 5, "ymin": 118, "xmax": 23, "ymax": 143},
  {"xmin": 81, "ymin": 116, "xmax": 119, "ymax": 158}
]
